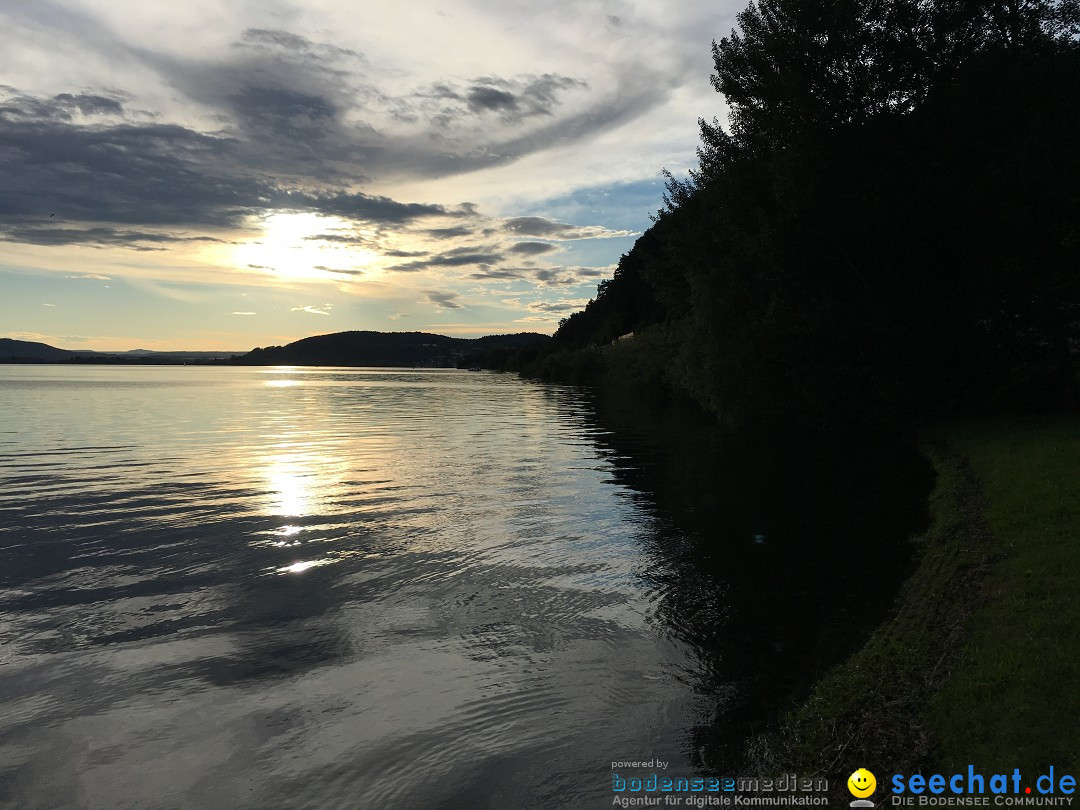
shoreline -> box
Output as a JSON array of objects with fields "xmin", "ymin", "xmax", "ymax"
[{"xmin": 749, "ymin": 416, "xmax": 1080, "ymax": 802}]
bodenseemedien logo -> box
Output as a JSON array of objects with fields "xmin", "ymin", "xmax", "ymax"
[{"xmin": 848, "ymin": 768, "xmax": 877, "ymax": 808}]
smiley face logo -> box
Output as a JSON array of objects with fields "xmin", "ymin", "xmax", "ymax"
[{"xmin": 847, "ymin": 768, "xmax": 876, "ymax": 798}]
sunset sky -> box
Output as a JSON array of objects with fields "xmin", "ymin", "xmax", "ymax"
[{"xmin": 1, "ymin": 0, "xmax": 738, "ymax": 351}]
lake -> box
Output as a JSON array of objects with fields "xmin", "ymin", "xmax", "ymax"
[{"xmin": 0, "ymin": 365, "xmax": 930, "ymax": 808}]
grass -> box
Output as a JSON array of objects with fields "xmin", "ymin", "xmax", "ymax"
[
  {"xmin": 926, "ymin": 417, "xmax": 1080, "ymax": 773},
  {"xmin": 755, "ymin": 415, "xmax": 1080, "ymax": 799}
]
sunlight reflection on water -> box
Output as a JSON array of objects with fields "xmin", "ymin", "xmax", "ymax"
[{"xmin": 0, "ymin": 366, "xmax": 702, "ymax": 809}]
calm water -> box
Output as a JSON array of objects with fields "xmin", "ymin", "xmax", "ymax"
[{"xmin": 0, "ymin": 366, "xmax": 929, "ymax": 809}]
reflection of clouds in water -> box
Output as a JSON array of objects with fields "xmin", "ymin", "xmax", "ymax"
[{"xmin": 0, "ymin": 367, "xmax": 699, "ymax": 809}]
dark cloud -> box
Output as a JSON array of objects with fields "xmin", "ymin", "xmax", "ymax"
[
  {"xmin": 132, "ymin": 27, "xmax": 378, "ymax": 182},
  {"xmin": 469, "ymin": 268, "xmax": 527, "ymax": 280},
  {"xmin": 304, "ymin": 233, "xmax": 367, "ymax": 244},
  {"xmin": 534, "ymin": 268, "xmax": 577, "ymax": 286},
  {"xmin": 532, "ymin": 265, "xmax": 612, "ymax": 285},
  {"xmin": 424, "ymin": 226, "xmax": 474, "ymax": 239},
  {"xmin": 467, "ymin": 86, "xmax": 519, "ymax": 114},
  {"xmin": 0, "ymin": 94, "xmax": 256, "ymax": 227},
  {"xmin": 504, "ymin": 216, "xmax": 571, "ymax": 237},
  {"xmin": 0, "ymin": 17, "xmax": 665, "ymax": 249},
  {"xmin": 226, "ymin": 86, "xmax": 339, "ymax": 140},
  {"xmin": 413, "ymin": 74, "xmax": 589, "ymax": 132},
  {"xmin": 389, "ymin": 249, "xmax": 502, "ymax": 272},
  {"xmin": 508, "ymin": 241, "xmax": 558, "ymax": 255},
  {"xmin": 238, "ymin": 28, "xmax": 362, "ymax": 61},
  {"xmin": 314, "ymin": 265, "xmax": 364, "ymax": 276},
  {"xmin": 0, "ymin": 91, "xmax": 125, "ymax": 122},
  {"xmin": 0, "ymin": 88, "xmax": 455, "ymax": 240},
  {"xmin": 426, "ymin": 290, "xmax": 462, "ymax": 309},
  {"xmin": 528, "ymin": 299, "xmax": 588, "ymax": 313},
  {"xmin": 504, "ymin": 216, "xmax": 627, "ymax": 240},
  {"xmin": 462, "ymin": 75, "xmax": 586, "ymax": 122},
  {"xmin": 276, "ymin": 190, "xmax": 449, "ymax": 222},
  {"xmin": 458, "ymin": 71, "xmax": 666, "ymax": 173},
  {"xmin": 0, "ymin": 225, "xmax": 228, "ymax": 250},
  {"xmin": 518, "ymin": 74, "xmax": 589, "ymax": 112}
]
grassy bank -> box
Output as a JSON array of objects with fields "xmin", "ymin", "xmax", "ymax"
[
  {"xmin": 928, "ymin": 418, "xmax": 1080, "ymax": 772},
  {"xmin": 759, "ymin": 416, "xmax": 1080, "ymax": 797}
]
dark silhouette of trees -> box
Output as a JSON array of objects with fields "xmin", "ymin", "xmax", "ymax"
[{"xmin": 536, "ymin": 0, "xmax": 1079, "ymax": 428}]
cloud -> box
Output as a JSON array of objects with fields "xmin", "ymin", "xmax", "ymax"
[
  {"xmin": 0, "ymin": 87, "xmax": 459, "ymax": 238},
  {"xmin": 426, "ymin": 290, "xmax": 463, "ymax": 309},
  {"xmin": 0, "ymin": 225, "xmax": 230, "ymax": 250},
  {"xmin": 290, "ymin": 304, "xmax": 332, "ymax": 315},
  {"xmin": 230, "ymin": 311, "xmax": 257, "ymax": 315},
  {"xmin": 508, "ymin": 241, "xmax": 558, "ymax": 255},
  {"xmin": 469, "ymin": 267, "xmax": 527, "ymax": 280},
  {"xmin": 424, "ymin": 226, "xmax": 474, "ymax": 239},
  {"xmin": 502, "ymin": 296, "xmax": 591, "ymax": 314},
  {"xmin": 415, "ymin": 73, "xmax": 587, "ymax": 128},
  {"xmin": 457, "ymin": 75, "xmax": 586, "ymax": 122},
  {"xmin": 503, "ymin": 216, "xmax": 635, "ymax": 240},
  {"xmin": 525, "ymin": 298, "xmax": 590, "ymax": 313},
  {"xmin": 467, "ymin": 85, "xmax": 518, "ymax": 113},
  {"xmin": 64, "ymin": 273, "xmax": 112, "ymax": 280},
  {"xmin": 276, "ymin": 191, "xmax": 451, "ymax": 222},
  {"xmin": 0, "ymin": 8, "xmax": 684, "ymax": 236},
  {"xmin": 534, "ymin": 268, "xmax": 576, "ymax": 286},
  {"xmin": 389, "ymin": 248, "xmax": 502, "ymax": 272},
  {"xmin": 0, "ymin": 3, "xmax": 715, "ymax": 345},
  {"xmin": 0, "ymin": 89, "xmax": 125, "ymax": 122},
  {"xmin": 0, "ymin": 92, "xmax": 255, "ymax": 227},
  {"xmin": 513, "ymin": 315, "xmax": 558, "ymax": 324},
  {"xmin": 237, "ymin": 28, "xmax": 362, "ymax": 62}
]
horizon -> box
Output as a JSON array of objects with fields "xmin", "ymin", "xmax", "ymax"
[
  {"xmin": 2, "ymin": 327, "xmax": 552, "ymax": 355},
  {"xmin": 0, "ymin": 1, "xmax": 740, "ymax": 352}
]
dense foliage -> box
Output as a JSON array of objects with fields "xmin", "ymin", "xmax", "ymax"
[{"xmin": 537, "ymin": 0, "xmax": 1080, "ymax": 430}]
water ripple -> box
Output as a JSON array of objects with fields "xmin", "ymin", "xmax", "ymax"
[{"xmin": 0, "ymin": 366, "xmax": 697, "ymax": 809}]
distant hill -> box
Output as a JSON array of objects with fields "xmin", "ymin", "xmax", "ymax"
[
  {"xmin": 2, "ymin": 332, "xmax": 551, "ymax": 367},
  {"xmin": 0, "ymin": 338, "xmax": 242, "ymax": 364},
  {"xmin": 234, "ymin": 331, "xmax": 551, "ymax": 368},
  {"xmin": 0, "ymin": 338, "xmax": 88, "ymax": 361}
]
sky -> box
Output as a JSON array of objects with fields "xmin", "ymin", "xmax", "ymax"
[{"xmin": 1, "ymin": 0, "xmax": 739, "ymax": 351}]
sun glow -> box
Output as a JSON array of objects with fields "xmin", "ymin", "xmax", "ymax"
[
  {"xmin": 266, "ymin": 454, "xmax": 315, "ymax": 517},
  {"xmin": 230, "ymin": 211, "xmax": 379, "ymax": 281}
]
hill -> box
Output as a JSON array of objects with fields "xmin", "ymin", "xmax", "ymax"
[
  {"xmin": 0, "ymin": 338, "xmax": 89, "ymax": 362},
  {"xmin": 233, "ymin": 331, "xmax": 551, "ymax": 368},
  {"xmin": 0, "ymin": 339, "xmax": 242, "ymax": 364}
]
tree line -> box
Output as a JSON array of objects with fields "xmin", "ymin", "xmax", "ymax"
[{"xmin": 530, "ymin": 0, "xmax": 1080, "ymax": 430}]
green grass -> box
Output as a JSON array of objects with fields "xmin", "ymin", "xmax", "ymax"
[
  {"xmin": 926, "ymin": 417, "xmax": 1080, "ymax": 772},
  {"xmin": 761, "ymin": 415, "xmax": 1080, "ymax": 796}
]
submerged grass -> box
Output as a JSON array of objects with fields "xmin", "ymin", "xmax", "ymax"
[{"xmin": 757, "ymin": 415, "xmax": 1080, "ymax": 796}]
